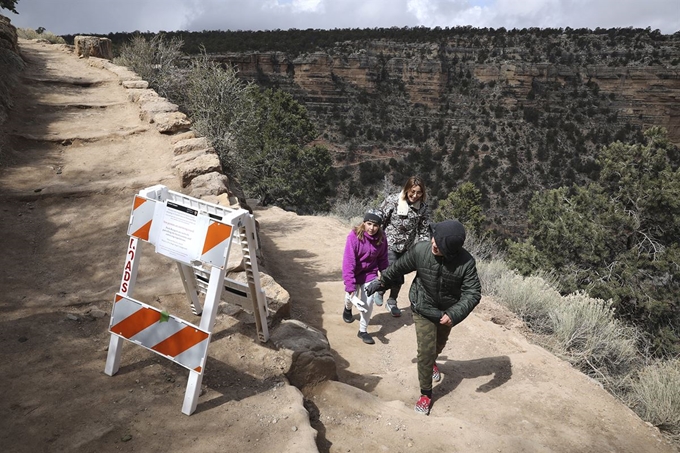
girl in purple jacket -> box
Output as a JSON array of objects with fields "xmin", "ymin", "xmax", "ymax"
[{"xmin": 342, "ymin": 209, "xmax": 389, "ymax": 344}]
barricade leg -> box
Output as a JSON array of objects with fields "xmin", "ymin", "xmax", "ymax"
[
  {"xmin": 106, "ymin": 236, "xmax": 142, "ymax": 376},
  {"xmin": 182, "ymin": 265, "xmax": 225, "ymax": 415},
  {"xmin": 182, "ymin": 371, "xmax": 203, "ymax": 415},
  {"xmin": 177, "ymin": 262, "xmax": 203, "ymax": 315},
  {"xmin": 104, "ymin": 335, "xmax": 124, "ymax": 376}
]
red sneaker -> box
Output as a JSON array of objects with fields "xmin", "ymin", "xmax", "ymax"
[
  {"xmin": 432, "ymin": 363, "xmax": 441, "ymax": 382},
  {"xmin": 414, "ymin": 395, "xmax": 431, "ymax": 415}
]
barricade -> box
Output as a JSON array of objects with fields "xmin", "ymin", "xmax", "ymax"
[{"xmin": 104, "ymin": 185, "xmax": 268, "ymax": 415}]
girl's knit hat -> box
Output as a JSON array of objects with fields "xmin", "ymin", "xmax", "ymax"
[{"xmin": 364, "ymin": 209, "xmax": 383, "ymax": 225}]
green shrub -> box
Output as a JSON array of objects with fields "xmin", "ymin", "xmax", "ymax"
[
  {"xmin": 180, "ymin": 52, "xmax": 255, "ymax": 162},
  {"xmin": 549, "ymin": 291, "xmax": 638, "ymax": 380},
  {"xmin": 630, "ymin": 359, "xmax": 680, "ymax": 436},
  {"xmin": 114, "ymin": 34, "xmax": 184, "ymax": 98},
  {"xmin": 489, "ymin": 271, "xmax": 561, "ymax": 332}
]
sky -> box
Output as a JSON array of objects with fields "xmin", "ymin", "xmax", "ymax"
[{"xmin": 3, "ymin": 0, "xmax": 679, "ymax": 36}]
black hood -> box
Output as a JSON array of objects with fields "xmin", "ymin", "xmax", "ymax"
[{"xmin": 430, "ymin": 220, "xmax": 466, "ymax": 258}]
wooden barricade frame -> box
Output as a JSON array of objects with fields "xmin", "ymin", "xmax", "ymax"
[{"xmin": 104, "ymin": 184, "xmax": 269, "ymax": 415}]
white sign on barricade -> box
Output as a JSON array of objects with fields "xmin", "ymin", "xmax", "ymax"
[{"xmin": 104, "ymin": 185, "xmax": 269, "ymax": 415}]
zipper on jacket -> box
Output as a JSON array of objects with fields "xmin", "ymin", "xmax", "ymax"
[{"xmin": 436, "ymin": 255, "xmax": 443, "ymax": 305}]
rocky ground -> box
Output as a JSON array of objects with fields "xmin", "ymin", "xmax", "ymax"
[{"xmin": 0, "ymin": 39, "xmax": 676, "ymax": 453}]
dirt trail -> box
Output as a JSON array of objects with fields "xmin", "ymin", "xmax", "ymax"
[
  {"xmin": 0, "ymin": 39, "xmax": 675, "ymax": 453},
  {"xmin": 254, "ymin": 206, "xmax": 675, "ymax": 453}
]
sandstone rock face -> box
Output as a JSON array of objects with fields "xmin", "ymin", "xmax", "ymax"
[
  {"xmin": 474, "ymin": 63, "xmax": 680, "ymax": 141},
  {"xmin": 176, "ymin": 152, "xmax": 222, "ymax": 187},
  {"xmin": 74, "ymin": 36, "xmax": 113, "ymax": 60},
  {"xmin": 122, "ymin": 80, "xmax": 148, "ymax": 89},
  {"xmin": 0, "ymin": 14, "xmax": 19, "ymax": 53},
  {"xmin": 0, "ymin": 14, "xmax": 23, "ymax": 124},
  {"xmin": 138, "ymin": 99, "xmax": 179, "ymax": 122},
  {"xmin": 187, "ymin": 171, "xmax": 230, "ymax": 198},
  {"xmin": 87, "ymin": 57, "xmax": 141, "ymax": 81},
  {"xmin": 169, "ymin": 130, "xmax": 197, "ymax": 144},
  {"xmin": 173, "ymin": 136, "xmax": 210, "ymax": 155},
  {"xmin": 206, "ymin": 34, "xmax": 680, "ymax": 238},
  {"xmin": 126, "ymin": 88, "xmax": 159, "ymax": 103},
  {"xmin": 171, "ymin": 148, "xmax": 211, "ymax": 167},
  {"xmin": 226, "ymin": 269, "xmax": 291, "ymax": 323},
  {"xmin": 270, "ymin": 319, "xmax": 338, "ymax": 389},
  {"xmin": 152, "ymin": 111, "xmax": 191, "ymax": 133}
]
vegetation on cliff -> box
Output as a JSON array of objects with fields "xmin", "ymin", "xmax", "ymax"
[
  {"xmin": 507, "ymin": 127, "xmax": 680, "ymax": 357},
  {"xmin": 0, "ymin": 0, "xmax": 18, "ymax": 15},
  {"xmin": 114, "ymin": 35, "xmax": 336, "ymax": 212},
  {"xmin": 108, "ymin": 27, "xmax": 680, "ymax": 358}
]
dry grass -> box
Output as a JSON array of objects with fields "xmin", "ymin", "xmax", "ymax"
[
  {"xmin": 16, "ymin": 28, "xmax": 65, "ymax": 44},
  {"xmin": 482, "ymin": 260, "xmax": 679, "ymax": 440},
  {"xmin": 330, "ymin": 196, "xmax": 377, "ymax": 224},
  {"xmin": 113, "ymin": 34, "xmax": 184, "ymax": 98},
  {"xmin": 548, "ymin": 291, "xmax": 639, "ymax": 382},
  {"xmin": 484, "ymin": 269, "xmax": 561, "ymax": 333},
  {"xmin": 629, "ymin": 359, "xmax": 680, "ymax": 437}
]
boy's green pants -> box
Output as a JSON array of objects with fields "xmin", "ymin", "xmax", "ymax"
[{"xmin": 413, "ymin": 311, "xmax": 452, "ymax": 391}]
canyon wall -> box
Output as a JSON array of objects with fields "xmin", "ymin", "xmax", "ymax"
[{"xmin": 210, "ymin": 42, "xmax": 680, "ymax": 144}]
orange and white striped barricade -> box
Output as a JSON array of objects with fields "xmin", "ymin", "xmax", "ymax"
[
  {"xmin": 104, "ymin": 185, "xmax": 269, "ymax": 415},
  {"xmin": 109, "ymin": 293, "xmax": 211, "ymax": 373}
]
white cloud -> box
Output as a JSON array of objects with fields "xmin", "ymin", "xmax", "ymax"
[
  {"xmin": 2, "ymin": 0, "xmax": 678, "ymax": 35},
  {"xmin": 292, "ymin": 0, "xmax": 324, "ymax": 13}
]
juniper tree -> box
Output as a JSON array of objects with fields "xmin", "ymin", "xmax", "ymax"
[
  {"xmin": 507, "ymin": 127, "xmax": 680, "ymax": 356},
  {"xmin": 0, "ymin": 0, "xmax": 18, "ymax": 14}
]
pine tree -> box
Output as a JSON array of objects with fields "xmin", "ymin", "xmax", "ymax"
[{"xmin": 507, "ymin": 127, "xmax": 680, "ymax": 356}]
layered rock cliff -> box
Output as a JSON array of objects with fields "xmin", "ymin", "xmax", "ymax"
[
  {"xmin": 206, "ymin": 29, "xmax": 680, "ymax": 236},
  {"xmin": 210, "ymin": 34, "xmax": 680, "ymax": 141}
]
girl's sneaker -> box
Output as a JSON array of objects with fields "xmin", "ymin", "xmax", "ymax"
[
  {"xmin": 357, "ymin": 331, "xmax": 375, "ymax": 344},
  {"xmin": 342, "ymin": 308, "xmax": 353, "ymax": 323},
  {"xmin": 414, "ymin": 395, "xmax": 431, "ymax": 415},
  {"xmin": 374, "ymin": 291, "xmax": 384, "ymax": 306}
]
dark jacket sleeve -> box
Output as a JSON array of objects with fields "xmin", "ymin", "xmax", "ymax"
[
  {"xmin": 444, "ymin": 258, "xmax": 482, "ymax": 327},
  {"xmin": 380, "ymin": 244, "xmax": 417, "ymax": 285}
]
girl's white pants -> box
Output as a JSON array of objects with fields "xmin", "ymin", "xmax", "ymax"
[{"xmin": 344, "ymin": 282, "xmax": 376, "ymax": 332}]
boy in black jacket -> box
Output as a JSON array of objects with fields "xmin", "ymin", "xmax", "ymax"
[{"xmin": 367, "ymin": 219, "xmax": 482, "ymax": 415}]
